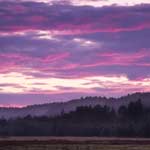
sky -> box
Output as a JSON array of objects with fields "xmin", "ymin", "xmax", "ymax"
[{"xmin": 0, "ymin": 0, "xmax": 150, "ymax": 107}]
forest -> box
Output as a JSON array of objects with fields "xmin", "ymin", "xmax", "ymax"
[{"xmin": 0, "ymin": 99, "xmax": 150, "ymax": 137}]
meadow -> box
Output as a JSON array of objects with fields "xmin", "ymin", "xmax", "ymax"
[{"xmin": 0, "ymin": 137, "xmax": 150, "ymax": 150}]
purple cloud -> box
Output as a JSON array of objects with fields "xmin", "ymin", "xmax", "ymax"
[
  {"xmin": 0, "ymin": 2, "xmax": 150, "ymax": 34},
  {"xmin": 0, "ymin": 1, "xmax": 150, "ymax": 106}
]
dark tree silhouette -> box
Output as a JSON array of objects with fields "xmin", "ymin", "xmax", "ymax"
[{"xmin": 0, "ymin": 99, "xmax": 149, "ymax": 137}]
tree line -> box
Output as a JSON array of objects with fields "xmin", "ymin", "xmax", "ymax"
[{"xmin": 0, "ymin": 99, "xmax": 150, "ymax": 137}]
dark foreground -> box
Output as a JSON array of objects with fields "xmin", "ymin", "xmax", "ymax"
[{"xmin": 0, "ymin": 137, "xmax": 150, "ymax": 150}]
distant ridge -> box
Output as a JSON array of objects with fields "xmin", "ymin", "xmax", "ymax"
[{"xmin": 0, "ymin": 92, "xmax": 150, "ymax": 119}]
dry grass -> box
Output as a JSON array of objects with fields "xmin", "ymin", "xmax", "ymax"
[
  {"xmin": 0, "ymin": 137, "xmax": 150, "ymax": 150},
  {"xmin": 1, "ymin": 144, "xmax": 150, "ymax": 150}
]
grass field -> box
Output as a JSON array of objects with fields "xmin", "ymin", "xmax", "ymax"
[{"xmin": 0, "ymin": 137, "xmax": 150, "ymax": 150}]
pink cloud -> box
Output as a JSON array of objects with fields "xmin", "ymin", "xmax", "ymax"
[
  {"xmin": 0, "ymin": 104, "xmax": 24, "ymax": 108},
  {"xmin": 0, "ymin": 52, "xmax": 71, "ymax": 74},
  {"xmin": 27, "ymin": 16, "xmax": 48, "ymax": 23},
  {"xmin": 83, "ymin": 49, "xmax": 150, "ymax": 67},
  {"xmin": 41, "ymin": 52, "xmax": 70, "ymax": 63}
]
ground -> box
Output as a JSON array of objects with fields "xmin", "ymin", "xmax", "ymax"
[{"xmin": 0, "ymin": 137, "xmax": 150, "ymax": 150}]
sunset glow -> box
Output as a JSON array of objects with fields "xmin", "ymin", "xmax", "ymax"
[{"xmin": 0, "ymin": 0, "xmax": 150, "ymax": 106}]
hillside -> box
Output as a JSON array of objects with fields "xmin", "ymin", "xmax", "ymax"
[{"xmin": 0, "ymin": 92, "xmax": 150, "ymax": 119}]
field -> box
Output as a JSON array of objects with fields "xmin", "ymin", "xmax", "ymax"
[{"xmin": 0, "ymin": 137, "xmax": 150, "ymax": 150}]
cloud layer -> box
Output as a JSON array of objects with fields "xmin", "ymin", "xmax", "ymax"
[
  {"xmin": 0, "ymin": 0, "xmax": 150, "ymax": 106},
  {"xmin": 0, "ymin": 2, "xmax": 150, "ymax": 34}
]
